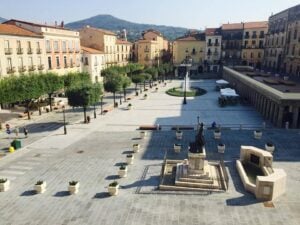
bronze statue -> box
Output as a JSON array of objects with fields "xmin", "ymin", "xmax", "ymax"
[{"xmin": 189, "ymin": 122, "xmax": 205, "ymax": 153}]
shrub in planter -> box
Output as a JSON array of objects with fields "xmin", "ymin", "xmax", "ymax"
[
  {"xmin": 108, "ymin": 181, "xmax": 119, "ymax": 196},
  {"xmin": 35, "ymin": 180, "xmax": 46, "ymax": 194},
  {"xmin": 174, "ymin": 143, "xmax": 182, "ymax": 153},
  {"xmin": 126, "ymin": 154, "xmax": 134, "ymax": 165},
  {"xmin": 0, "ymin": 178, "xmax": 10, "ymax": 192},
  {"xmin": 127, "ymin": 103, "xmax": 132, "ymax": 110},
  {"xmin": 118, "ymin": 164, "xmax": 128, "ymax": 178},
  {"xmin": 214, "ymin": 129, "xmax": 221, "ymax": 139},
  {"xmin": 155, "ymin": 87, "xmax": 158, "ymax": 92},
  {"xmin": 254, "ymin": 130, "xmax": 262, "ymax": 139},
  {"xmin": 265, "ymin": 142, "xmax": 275, "ymax": 153},
  {"xmin": 140, "ymin": 131, "xmax": 146, "ymax": 139},
  {"xmin": 133, "ymin": 143, "xmax": 140, "ymax": 153},
  {"xmin": 217, "ymin": 143, "xmax": 225, "ymax": 153},
  {"xmin": 135, "ymin": 91, "xmax": 139, "ymax": 96},
  {"xmin": 175, "ymin": 127, "xmax": 182, "ymax": 140},
  {"xmin": 68, "ymin": 181, "xmax": 80, "ymax": 194},
  {"xmin": 144, "ymin": 94, "xmax": 148, "ymax": 99}
]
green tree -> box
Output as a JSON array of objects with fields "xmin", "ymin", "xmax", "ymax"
[
  {"xmin": 121, "ymin": 76, "xmax": 132, "ymax": 102},
  {"xmin": 39, "ymin": 72, "xmax": 64, "ymax": 112},
  {"xmin": 64, "ymin": 72, "xmax": 90, "ymax": 89},
  {"xmin": 104, "ymin": 74, "xmax": 123, "ymax": 107},
  {"xmin": 66, "ymin": 83, "xmax": 102, "ymax": 123},
  {"xmin": 131, "ymin": 74, "xmax": 145, "ymax": 92}
]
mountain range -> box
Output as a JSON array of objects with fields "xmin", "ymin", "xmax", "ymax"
[
  {"xmin": 66, "ymin": 15, "xmax": 191, "ymax": 41},
  {"xmin": 0, "ymin": 17, "xmax": 6, "ymax": 23}
]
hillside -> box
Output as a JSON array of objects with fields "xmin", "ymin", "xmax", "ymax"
[
  {"xmin": 0, "ymin": 17, "xmax": 7, "ymax": 23},
  {"xmin": 66, "ymin": 14, "xmax": 191, "ymax": 41}
]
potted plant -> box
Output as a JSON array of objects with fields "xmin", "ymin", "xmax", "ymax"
[
  {"xmin": 144, "ymin": 94, "xmax": 148, "ymax": 99},
  {"xmin": 126, "ymin": 154, "xmax": 134, "ymax": 165},
  {"xmin": 118, "ymin": 164, "xmax": 128, "ymax": 178},
  {"xmin": 174, "ymin": 143, "xmax": 182, "ymax": 153},
  {"xmin": 254, "ymin": 130, "xmax": 262, "ymax": 139},
  {"xmin": 68, "ymin": 181, "xmax": 79, "ymax": 194},
  {"xmin": 140, "ymin": 131, "xmax": 146, "ymax": 139},
  {"xmin": 265, "ymin": 142, "xmax": 275, "ymax": 153},
  {"xmin": 217, "ymin": 143, "xmax": 225, "ymax": 153},
  {"xmin": 35, "ymin": 180, "xmax": 46, "ymax": 194},
  {"xmin": 155, "ymin": 87, "xmax": 158, "ymax": 92},
  {"xmin": 108, "ymin": 181, "xmax": 119, "ymax": 196},
  {"xmin": 0, "ymin": 178, "xmax": 10, "ymax": 192},
  {"xmin": 133, "ymin": 143, "xmax": 140, "ymax": 153},
  {"xmin": 214, "ymin": 128, "xmax": 221, "ymax": 139},
  {"xmin": 127, "ymin": 103, "xmax": 132, "ymax": 110},
  {"xmin": 175, "ymin": 127, "xmax": 182, "ymax": 140}
]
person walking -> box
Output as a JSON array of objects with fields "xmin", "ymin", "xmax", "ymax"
[{"xmin": 23, "ymin": 127, "xmax": 28, "ymax": 138}]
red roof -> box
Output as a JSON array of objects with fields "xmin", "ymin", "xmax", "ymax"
[
  {"xmin": 116, "ymin": 39, "xmax": 132, "ymax": 45},
  {"xmin": 222, "ymin": 23, "xmax": 244, "ymax": 30},
  {"xmin": 244, "ymin": 21, "xmax": 268, "ymax": 29},
  {"xmin": 81, "ymin": 46, "xmax": 104, "ymax": 54},
  {"xmin": 4, "ymin": 19, "xmax": 72, "ymax": 31},
  {"xmin": 0, "ymin": 24, "xmax": 42, "ymax": 37}
]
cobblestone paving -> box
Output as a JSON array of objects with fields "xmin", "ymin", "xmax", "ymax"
[{"xmin": 0, "ymin": 80, "xmax": 299, "ymax": 225}]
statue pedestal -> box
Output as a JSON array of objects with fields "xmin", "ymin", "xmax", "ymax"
[{"xmin": 188, "ymin": 147, "xmax": 206, "ymax": 174}]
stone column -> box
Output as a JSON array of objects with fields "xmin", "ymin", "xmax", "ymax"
[
  {"xmin": 276, "ymin": 106, "xmax": 284, "ymax": 127},
  {"xmin": 292, "ymin": 106, "xmax": 299, "ymax": 128}
]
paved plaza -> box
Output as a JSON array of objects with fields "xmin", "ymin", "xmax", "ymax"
[{"xmin": 0, "ymin": 80, "xmax": 299, "ymax": 225}]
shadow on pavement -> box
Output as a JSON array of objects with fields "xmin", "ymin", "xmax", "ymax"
[{"xmin": 53, "ymin": 191, "xmax": 70, "ymax": 197}]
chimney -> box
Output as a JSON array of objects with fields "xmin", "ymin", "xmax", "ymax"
[{"xmin": 61, "ymin": 21, "xmax": 64, "ymax": 28}]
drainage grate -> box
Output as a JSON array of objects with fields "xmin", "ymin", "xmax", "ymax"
[
  {"xmin": 263, "ymin": 201, "xmax": 275, "ymax": 208},
  {"xmin": 77, "ymin": 150, "xmax": 84, "ymax": 154}
]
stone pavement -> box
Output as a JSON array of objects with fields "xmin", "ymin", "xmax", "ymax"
[{"xmin": 0, "ymin": 79, "xmax": 299, "ymax": 225}]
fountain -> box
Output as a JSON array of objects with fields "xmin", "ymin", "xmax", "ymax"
[{"xmin": 182, "ymin": 71, "xmax": 192, "ymax": 92}]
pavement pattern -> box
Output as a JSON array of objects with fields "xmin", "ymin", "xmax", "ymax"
[{"xmin": 0, "ymin": 79, "xmax": 299, "ymax": 225}]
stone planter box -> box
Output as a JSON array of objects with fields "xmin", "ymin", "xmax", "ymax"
[
  {"xmin": 265, "ymin": 144, "xmax": 275, "ymax": 153},
  {"xmin": 174, "ymin": 143, "xmax": 182, "ymax": 153},
  {"xmin": 254, "ymin": 130, "xmax": 262, "ymax": 139},
  {"xmin": 127, "ymin": 105, "xmax": 132, "ymax": 110},
  {"xmin": 118, "ymin": 166, "xmax": 128, "ymax": 178},
  {"xmin": 217, "ymin": 144, "xmax": 225, "ymax": 153},
  {"xmin": 126, "ymin": 155, "xmax": 134, "ymax": 165},
  {"xmin": 0, "ymin": 179, "xmax": 10, "ymax": 192},
  {"xmin": 176, "ymin": 131, "xmax": 182, "ymax": 140},
  {"xmin": 133, "ymin": 144, "xmax": 140, "ymax": 153},
  {"xmin": 140, "ymin": 131, "xmax": 146, "ymax": 139},
  {"xmin": 108, "ymin": 183, "xmax": 119, "ymax": 196},
  {"xmin": 68, "ymin": 182, "xmax": 80, "ymax": 194},
  {"xmin": 214, "ymin": 130, "xmax": 221, "ymax": 139},
  {"xmin": 35, "ymin": 181, "xmax": 46, "ymax": 194}
]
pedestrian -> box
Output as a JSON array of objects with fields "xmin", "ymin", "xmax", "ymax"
[
  {"xmin": 23, "ymin": 127, "xmax": 28, "ymax": 138},
  {"xmin": 14, "ymin": 127, "xmax": 19, "ymax": 137},
  {"xmin": 86, "ymin": 116, "xmax": 90, "ymax": 123},
  {"xmin": 211, "ymin": 121, "xmax": 216, "ymax": 129}
]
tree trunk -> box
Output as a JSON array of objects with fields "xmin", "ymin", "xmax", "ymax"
[
  {"xmin": 38, "ymin": 98, "xmax": 42, "ymax": 116},
  {"xmin": 144, "ymin": 81, "xmax": 146, "ymax": 91},
  {"xmin": 48, "ymin": 93, "xmax": 53, "ymax": 112},
  {"xmin": 123, "ymin": 88, "xmax": 126, "ymax": 102},
  {"xmin": 26, "ymin": 101, "xmax": 31, "ymax": 120},
  {"xmin": 83, "ymin": 107, "xmax": 87, "ymax": 123},
  {"xmin": 113, "ymin": 92, "xmax": 116, "ymax": 107},
  {"xmin": 135, "ymin": 83, "xmax": 137, "ymax": 91},
  {"xmin": 139, "ymin": 83, "xmax": 142, "ymax": 93}
]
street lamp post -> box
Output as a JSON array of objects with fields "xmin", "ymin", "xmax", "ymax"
[
  {"xmin": 93, "ymin": 104, "xmax": 96, "ymax": 119},
  {"xmin": 183, "ymin": 71, "xmax": 187, "ymax": 104},
  {"xmin": 62, "ymin": 105, "xmax": 67, "ymax": 135},
  {"xmin": 100, "ymin": 95, "xmax": 104, "ymax": 115},
  {"xmin": 181, "ymin": 50, "xmax": 192, "ymax": 105}
]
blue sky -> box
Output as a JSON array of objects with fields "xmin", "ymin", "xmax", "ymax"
[{"xmin": 0, "ymin": 0, "xmax": 299, "ymax": 29}]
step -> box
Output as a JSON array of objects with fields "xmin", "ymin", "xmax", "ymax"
[
  {"xmin": 178, "ymin": 177, "xmax": 214, "ymax": 184},
  {"xmin": 175, "ymin": 180, "xmax": 220, "ymax": 189}
]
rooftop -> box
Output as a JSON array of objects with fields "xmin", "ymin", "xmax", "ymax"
[
  {"xmin": 116, "ymin": 39, "xmax": 132, "ymax": 45},
  {"xmin": 0, "ymin": 24, "xmax": 42, "ymax": 38},
  {"xmin": 222, "ymin": 23, "xmax": 244, "ymax": 30},
  {"xmin": 81, "ymin": 46, "xmax": 104, "ymax": 54},
  {"xmin": 4, "ymin": 19, "xmax": 71, "ymax": 31},
  {"xmin": 205, "ymin": 28, "xmax": 222, "ymax": 36},
  {"xmin": 176, "ymin": 32, "xmax": 205, "ymax": 41},
  {"xmin": 244, "ymin": 21, "xmax": 268, "ymax": 29},
  {"xmin": 81, "ymin": 26, "xmax": 116, "ymax": 36}
]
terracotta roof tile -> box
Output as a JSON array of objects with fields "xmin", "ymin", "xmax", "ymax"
[
  {"xmin": 116, "ymin": 39, "xmax": 132, "ymax": 45},
  {"xmin": 244, "ymin": 21, "xmax": 268, "ymax": 29},
  {"xmin": 0, "ymin": 24, "xmax": 42, "ymax": 37},
  {"xmin": 82, "ymin": 26, "xmax": 116, "ymax": 36},
  {"xmin": 81, "ymin": 46, "xmax": 104, "ymax": 54},
  {"xmin": 205, "ymin": 28, "xmax": 221, "ymax": 36},
  {"xmin": 222, "ymin": 23, "xmax": 244, "ymax": 30},
  {"xmin": 4, "ymin": 19, "xmax": 72, "ymax": 31}
]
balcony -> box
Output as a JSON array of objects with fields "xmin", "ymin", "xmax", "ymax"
[
  {"xmin": 252, "ymin": 35, "xmax": 257, "ymax": 39},
  {"xmin": 18, "ymin": 66, "xmax": 26, "ymax": 73},
  {"xmin": 56, "ymin": 65, "xmax": 61, "ymax": 69},
  {"xmin": 54, "ymin": 49, "xmax": 60, "ymax": 53},
  {"xmin": 75, "ymin": 49, "xmax": 80, "ymax": 53},
  {"xmin": 76, "ymin": 64, "xmax": 80, "ymax": 67},
  {"xmin": 64, "ymin": 63, "xmax": 69, "ymax": 68},
  {"xmin": 70, "ymin": 63, "xmax": 74, "ymax": 68},
  {"xmin": 27, "ymin": 48, "xmax": 33, "ymax": 54},
  {"xmin": 68, "ymin": 48, "xmax": 74, "ymax": 53},
  {"xmin": 144, "ymin": 49, "xmax": 150, "ymax": 53},
  {"xmin": 62, "ymin": 49, "xmax": 67, "ymax": 53},
  {"xmin": 17, "ymin": 48, "xmax": 24, "ymax": 55},
  {"xmin": 28, "ymin": 65, "xmax": 36, "ymax": 71},
  {"xmin": 38, "ymin": 64, "xmax": 44, "ymax": 70},
  {"xmin": 5, "ymin": 48, "xmax": 12, "ymax": 55},
  {"xmin": 259, "ymin": 34, "xmax": 265, "ymax": 38},
  {"xmin": 207, "ymin": 43, "xmax": 212, "ymax": 46},
  {"xmin": 46, "ymin": 49, "xmax": 52, "ymax": 53},
  {"xmin": 36, "ymin": 48, "xmax": 42, "ymax": 54},
  {"xmin": 244, "ymin": 35, "xmax": 250, "ymax": 39},
  {"xmin": 6, "ymin": 67, "xmax": 16, "ymax": 74},
  {"xmin": 214, "ymin": 43, "xmax": 220, "ymax": 46}
]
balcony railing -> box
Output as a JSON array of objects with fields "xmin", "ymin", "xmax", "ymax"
[
  {"xmin": 75, "ymin": 49, "xmax": 80, "ymax": 53},
  {"xmin": 54, "ymin": 49, "xmax": 60, "ymax": 53},
  {"xmin": 62, "ymin": 49, "xmax": 67, "ymax": 53},
  {"xmin": 70, "ymin": 63, "xmax": 74, "ymax": 68},
  {"xmin": 38, "ymin": 64, "xmax": 44, "ymax": 70},
  {"xmin": 18, "ymin": 66, "xmax": 26, "ymax": 73},
  {"xmin": 207, "ymin": 43, "xmax": 212, "ymax": 46},
  {"xmin": 144, "ymin": 49, "xmax": 150, "ymax": 52},
  {"xmin": 27, "ymin": 48, "xmax": 33, "ymax": 54},
  {"xmin": 46, "ymin": 49, "xmax": 52, "ymax": 53},
  {"xmin": 6, "ymin": 67, "xmax": 16, "ymax": 74},
  {"xmin": 76, "ymin": 63, "xmax": 80, "ymax": 67},
  {"xmin": 5, "ymin": 48, "xmax": 12, "ymax": 55},
  {"xmin": 214, "ymin": 43, "xmax": 220, "ymax": 46},
  {"xmin": 37, "ymin": 48, "xmax": 42, "ymax": 54},
  {"xmin": 244, "ymin": 35, "xmax": 250, "ymax": 39},
  {"xmin": 259, "ymin": 34, "xmax": 265, "ymax": 38},
  {"xmin": 252, "ymin": 35, "xmax": 257, "ymax": 39},
  {"xmin": 28, "ymin": 65, "xmax": 36, "ymax": 71},
  {"xmin": 17, "ymin": 48, "xmax": 23, "ymax": 54},
  {"xmin": 68, "ymin": 48, "xmax": 74, "ymax": 53}
]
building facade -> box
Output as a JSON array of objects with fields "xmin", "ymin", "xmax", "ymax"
[
  {"xmin": 5, "ymin": 19, "xmax": 82, "ymax": 75},
  {"xmin": 81, "ymin": 46, "xmax": 105, "ymax": 83},
  {"xmin": 116, "ymin": 39, "xmax": 132, "ymax": 67},
  {"xmin": 205, "ymin": 28, "xmax": 222, "ymax": 72},
  {"xmin": 0, "ymin": 24, "xmax": 46, "ymax": 78},
  {"xmin": 241, "ymin": 22, "xmax": 268, "ymax": 68}
]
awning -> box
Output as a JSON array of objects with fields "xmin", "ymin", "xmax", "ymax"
[{"xmin": 216, "ymin": 79, "xmax": 229, "ymax": 85}]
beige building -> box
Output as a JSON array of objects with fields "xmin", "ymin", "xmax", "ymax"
[
  {"xmin": 81, "ymin": 46, "xmax": 105, "ymax": 83},
  {"xmin": 173, "ymin": 32, "xmax": 206, "ymax": 75},
  {"xmin": 80, "ymin": 26, "xmax": 133, "ymax": 68},
  {"xmin": 0, "ymin": 24, "xmax": 46, "ymax": 78},
  {"xmin": 205, "ymin": 28, "xmax": 222, "ymax": 72},
  {"xmin": 241, "ymin": 21, "xmax": 268, "ymax": 68},
  {"xmin": 137, "ymin": 29, "xmax": 169, "ymax": 66},
  {"xmin": 5, "ymin": 19, "xmax": 82, "ymax": 75}
]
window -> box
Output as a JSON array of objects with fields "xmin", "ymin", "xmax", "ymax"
[
  {"xmin": 258, "ymin": 52, "xmax": 261, "ymax": 58},
  {"xmin": 46, "ymin": 40, "xmax": 51, "ymax": 52},
  {"xmin": 54, "ymin": 41, "xmax": 59, "ymax": 52},
  {"xmin": 4, "ymin": 40, "xmax": 9, "ymax": 49},
  {"xmin": 38, "ymin": 56, "xmax": 42, "ymax": 65},
  {"xmin": 105, "ymin": 46, "xmax": 108, "ymax": 53},
  {"xmin": 85, "ymin": 57, "xmax": 88, "ymax": 65},
  {"xmin": 244, "ymin": 41, "xmax": 248, "ymax": 48},
  {"xmin": 17, "ymin": 40, "xmax": 21, "ymax": 49},
  {"xmin": 292, "ymin": 45, "xmax": 296, "ymax": 55},
  {"xmin": 7, "ymin": 57, "xmax": 12, "ymax": 69},
  {"xmin": 27, "ymin": 41, "xmax": 31, "ymax": 49},
  {"xmin": 70, "ymin": 58, "xmax": 73, "ymax": 66},
  {"xmin": 18, "ymin": 57, "xmax": 23, "ymax": 67},
  {"xmin": 28, "ymin": 57, "xmax": 33, "ymax": 66},
  {"xmin": 94, "ymin": 56, "xmax": 98, "ymax": 66},
  {"xmin": 294, "ymin": 29, "xmax": 298, "ymax": 40},
  {"xmin": 62, "ymin": 41, "xmax": 66, "ymax": 52},
  {"xmin": 252, "ymin": 40, "xmax": 256, "ymax": 46},
  {"xmin": 75, "ymin": 41, "xmax": 79, "ymax": 51},
  {"xmin": 36, "ymin": 41, "xmax": 40, "ymax": 50},
  {"xmin": 68, "ymin": 41, "xmax": 72, "ymax": 51},
  {"xmin": 48, "ymin": 56, "xmax": 52, "ymax": 69},
  {"xmin": 250, "ymin": 52, "xmax": 253, "ymax": 58},
  {"xmin": 56, "ymin": 56, "xmax": 60, "ymax": 68}
]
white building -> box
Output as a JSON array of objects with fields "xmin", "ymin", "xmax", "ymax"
[{"xmin": 205, "ymin": 28, "xmax": 222, "ymax": 72}]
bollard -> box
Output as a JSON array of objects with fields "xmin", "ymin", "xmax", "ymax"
[
  {"xmin": 9, "ymin": 146, "xmax": 15, "ymax": 153},
  {"xmin": 285, "ymin": 121, "xmax": 289, "ymax": 129}
]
